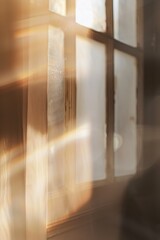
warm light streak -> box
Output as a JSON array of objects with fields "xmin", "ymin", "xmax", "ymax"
[
  {"xmin": 3, "ymin": 125, "xmax": 160, "ymax": 182},
  {"xmin": 0, "ymin": 143, "xmax": 11, "ymax": 240},
  {"xmin": 26, "ymin": 124, "xmax": 92, "ymax": 225},
  {"xmin": 2, "ymin": 124, "xmax": 158, "ymax": 229},
  {"xmin": 0, "ymin": 124, "xmax": 92, "ymax": 230},
  {"xmin": 0, "ymin": 25, "xmax": 48, "ymax": 88},
  {"xmin": 50, "ymin": 123, "xmax": 90, "ymax": 154},
  {"xmin": 0, "ymin": 124, "xmax": 90, "ymax": 179}
]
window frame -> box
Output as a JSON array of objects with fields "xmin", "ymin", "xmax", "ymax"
[
  {"xmin": 47, "ymin": 0, "xmax": 144, "ymax": 234},
  {"xmin": 0, "ymin": 1, "xmax": 144, "ymax": 240}
]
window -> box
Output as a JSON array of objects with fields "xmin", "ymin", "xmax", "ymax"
[
  {"xmin": 47, "ymin": 0, "xmax": 143, "ymax": 230},
  {"xmin": 0, "ymin": 1, "xmax": 144, "ymax": 240}
]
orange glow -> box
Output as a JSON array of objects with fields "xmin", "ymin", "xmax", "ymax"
[
  {"xmin": 49, "ymin": 123, "xmax": 90, "ymax": 155},
  {"xmin": 0, "ymin": 114, "xmax": 124, "ymax": 230},
  {"xmin": 0, "ymin": 123, "xmax": 93, "ymax": 230},
  {"xmin": 0, "ymin": 146, "xmax": 11, "ymax": 240}
]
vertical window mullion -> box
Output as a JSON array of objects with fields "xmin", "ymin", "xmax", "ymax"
[
  {"xmin": 137, "ymin": 0, "xmax": 144, "ymax": 48},
  {"xmin": 64, "ymin": 35, "xmax": 76, "ymax": 131},
  {"xmin": 136, "ymin": 54, "xmax": 144, "ymax": 174},
  {"xmin": 136, "ymin": 0, "xmax": 144, "ymax": 174},
  {"xmin": 106, "ymin": 0, "xmax": 114, "ymax": 180},
  {"xmin": 64, "ymin": 0, "xmax": 76, "ymax": 187},
  {"xmin": 106, "ymin": 0, "xmax": 114, "ymax": 36},
  {"xmin": 106, "ymin": 40, "xmax": 114, "ymax": 180},
  {"xmin": 66, "ymin": 0, "xmax": 75, "ymax": 20}
]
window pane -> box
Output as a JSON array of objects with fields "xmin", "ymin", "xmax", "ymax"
[
  {"xmin": 48, "ymin": 26, "xmax": 65, "ymax": 192},
  {"xmin": 76, "ymin": 36, "xmax": 106, "ymax": 183},
  {"xmin": 113, "ymin": 0, "xmax": 137, "ymax": 46},
  {"xmin": 114, "ymin": 50, "xmax": 137, "ymax": 176},
  {"xmin": 49, "ymin": 0, "xmax": 66, "ymax": 16},
  {"xmin": 76, "ymin": 0, "xmax": 106, "ymax": 32}
]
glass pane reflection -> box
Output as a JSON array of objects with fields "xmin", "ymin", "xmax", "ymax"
[
  {"xmin": 76, "ymin": 36, "xmax": 106, "ymax": 183},
  {"xmin": 76, "ymin": 0, "xmax": 106, "ymax": 32},
  {"xmin": 49, "ymin": 0, "xmax": 66, "ymax": 16},
  {"xmin": 114, "ymin": 50, "xmax": 137, "ymax": 176},
  {"xmin": 48, "ymin": 26, "xmax": 65, "ymax": 192},
  {"xmin": 113, "ymin": 0, "xmax": 137, "ymax": 46}
]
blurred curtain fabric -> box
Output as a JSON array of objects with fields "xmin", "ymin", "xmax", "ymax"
[{"xmin": 0, "ymin": 1, "xmax": 48, "ymax": 240}]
